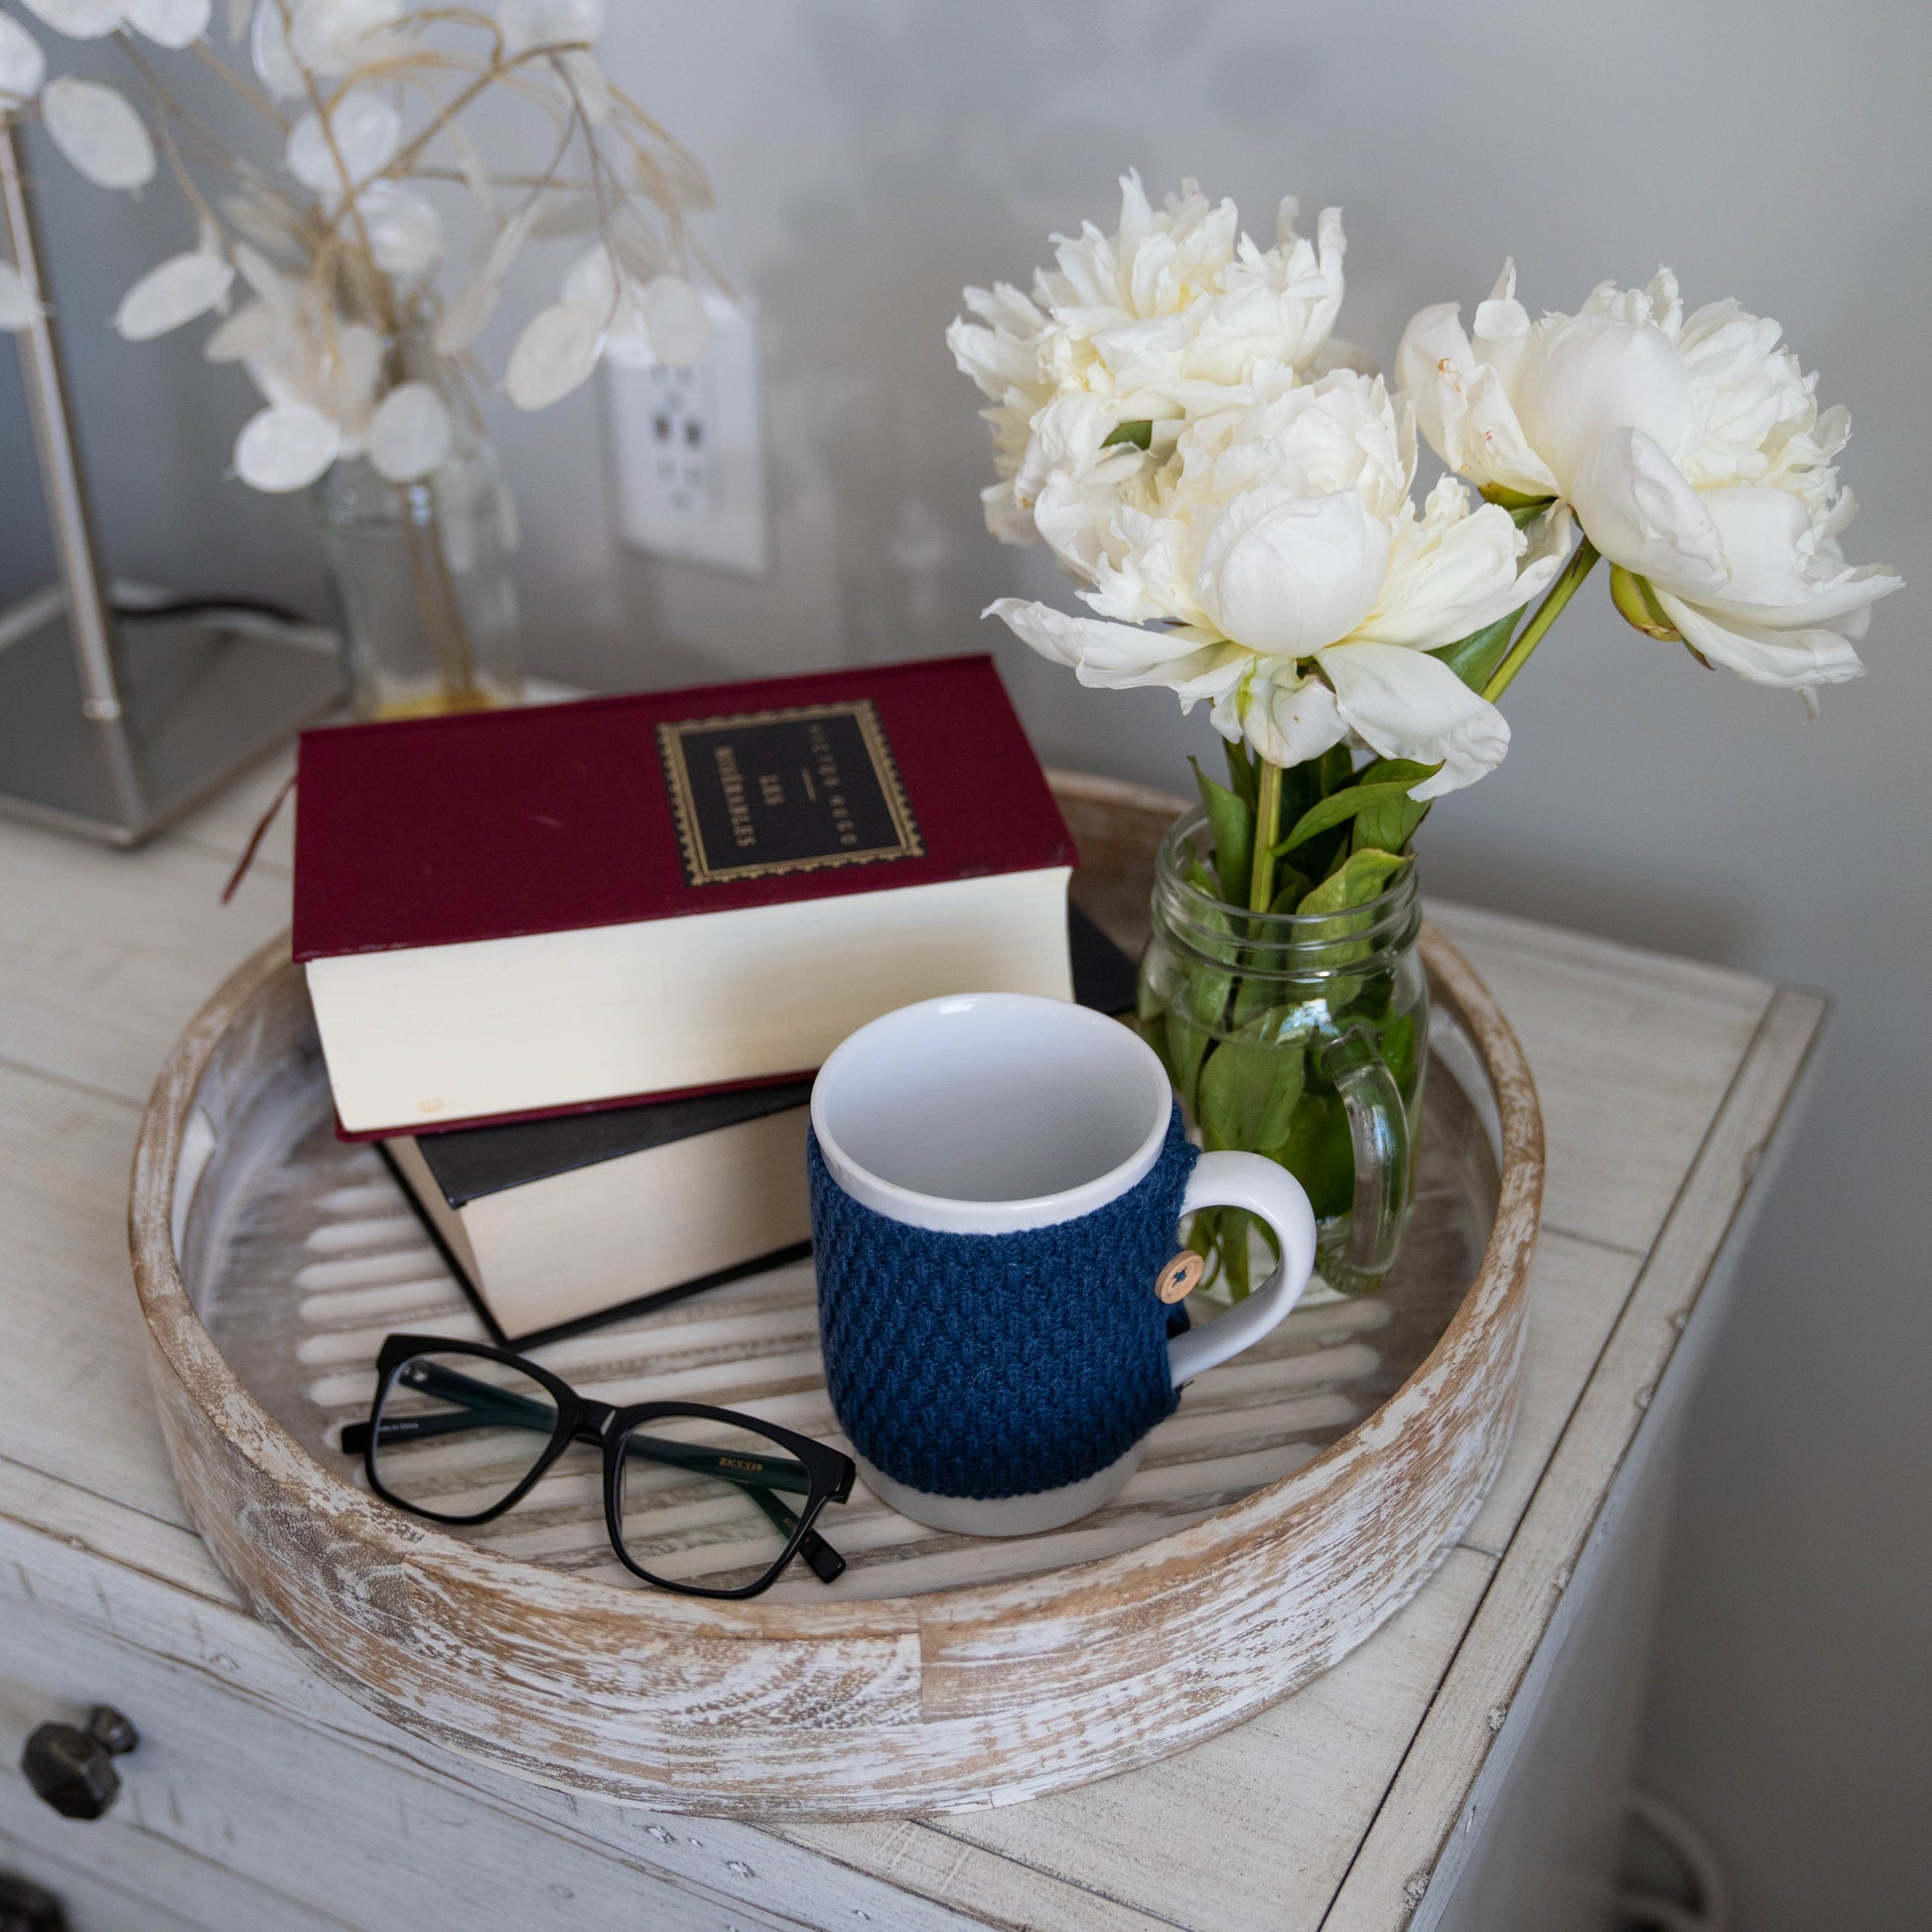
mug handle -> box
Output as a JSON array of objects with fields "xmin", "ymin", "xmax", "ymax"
[{"xmin": 1167, "ymin": 1153, "xmax": 1318, "ymax": 1388}]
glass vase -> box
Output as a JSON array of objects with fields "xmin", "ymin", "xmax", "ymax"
[
  {"xmin": 1138, "ymin": 805, "xmax": 1427, "ymax": 1298},
  {"xmin": 316, "ymin": 424, "xmax": 523, "ymax": 720}
]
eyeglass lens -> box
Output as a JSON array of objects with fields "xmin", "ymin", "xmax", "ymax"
[
  {"xmin": 614, "ymin": 1413, "xmax": 814, "ymax": 1592},
  {"xmin": 370, "ymin": 1350, "xmax": 561, "ymax": 1520}
]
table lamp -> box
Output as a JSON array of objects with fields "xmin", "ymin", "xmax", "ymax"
[{"xmin": 0, "ymin": 120, "xmax": 341, "ymax": 848}]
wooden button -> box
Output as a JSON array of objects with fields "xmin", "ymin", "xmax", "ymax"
[{"xmin": 1156, "ymin": 1251, "xmax": 1205, "ymax": 1304}]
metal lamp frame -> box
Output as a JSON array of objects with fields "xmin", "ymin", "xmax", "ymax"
[{"xmin": 0, "ymin": 118, "xmax": 341, "ymax": 848}]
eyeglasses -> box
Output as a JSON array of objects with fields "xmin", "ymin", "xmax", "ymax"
[{"xmin": 342, "ymin": 1334, "xmax": 855, "ymax": 1599}]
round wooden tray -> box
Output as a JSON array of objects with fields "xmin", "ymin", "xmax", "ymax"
[{"xmin": 129, "ymin": 770, "xmax": 1543, "ymax": 1818}]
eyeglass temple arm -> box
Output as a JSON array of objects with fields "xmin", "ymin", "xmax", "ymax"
[
  {"xmin": 741, "ymin": 1479, "xmax": 845, "ymax": 1586},
  {"xmin": 340, "ymin": 1360, "xmax": 556, "ymax": 1455}
]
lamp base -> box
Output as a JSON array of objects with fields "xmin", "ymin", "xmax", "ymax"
[{"xmin": 0, "ymin": 591, "xmax": 342, "ymax": 849}]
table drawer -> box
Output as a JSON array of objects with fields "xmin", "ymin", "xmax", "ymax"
[
  {"xmin": 0, "ymin": 1589, "xmax": 809, "ymax": 1932},
  {"xmin": 0, "ymin": 1812, "xmax": 345, "ymax": 1932}
]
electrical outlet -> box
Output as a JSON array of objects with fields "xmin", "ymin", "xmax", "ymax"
[{"xmin": 607, "ymin": 293, "xmax": 767, "ymax": 577}]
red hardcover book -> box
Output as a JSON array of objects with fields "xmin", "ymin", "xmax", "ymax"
[{"xmin": 295, "ymin": 655, "xmax": 1076, "ymax": 1135}]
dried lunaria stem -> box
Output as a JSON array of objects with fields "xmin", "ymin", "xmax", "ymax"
[{"xmin": 2, "ymin": 0, "xmax": 713, "ymax": 492}]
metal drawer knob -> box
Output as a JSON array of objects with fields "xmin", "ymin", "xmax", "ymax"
[
  {"xmin": 20, "ymin": 1706, "xmax": 138, "ymax": 1822},
  {"xmin": 0, "ymin": 1870, "xmax": 68, "ymax": 1932}
]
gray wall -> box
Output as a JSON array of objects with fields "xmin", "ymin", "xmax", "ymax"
[{"xmin": 6, "ymin": 4, "xmax": 1925, "ymax": 1923}]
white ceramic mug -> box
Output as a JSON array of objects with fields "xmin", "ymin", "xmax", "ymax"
[{"xmin": 808, "ymin": 992, "xmax": 1318, "ymax": 1536}]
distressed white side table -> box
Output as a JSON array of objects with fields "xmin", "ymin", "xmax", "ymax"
[{"xmin": 0, "ymin": 755, "xmax": 1820, "ymax": 1932}]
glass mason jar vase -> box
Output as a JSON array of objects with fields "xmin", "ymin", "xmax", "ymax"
[
  {"xmin": 1138, "ymin": 806, "xmax": 1428, "ymax": 1298},
  {"xmin": 316, "ymin": 421, "xmax": 523, "ymax": 720}
]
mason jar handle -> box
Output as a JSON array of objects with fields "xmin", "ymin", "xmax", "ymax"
[
  {"xmin": 1317, "ymin": 1024, "xmax": 1411, "ymax": 1281},
  {"xmin": 1168, "ymin": 1153, "xmax": 1317, "ymax": 1387}
]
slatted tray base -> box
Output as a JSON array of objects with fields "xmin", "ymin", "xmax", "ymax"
[{"xmin": 200, "ymin": 1031, "xmax": 1497, "ymax": 1604}]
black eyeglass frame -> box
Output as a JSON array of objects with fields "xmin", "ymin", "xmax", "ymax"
[{"xmin": 344, "ymin": 1333, "xmax": 856, "ymax": 1600}]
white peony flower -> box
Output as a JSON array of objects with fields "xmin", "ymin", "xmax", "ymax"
[
  {"xmin": 1397, "ymin": 263, "xmax": 1900, "ymax": 691},
  {"xmin": 989, "ymin": 369, "xmax": 1567, "ymax": 796},
  {"xmin": 948, "ymin": 173, "xmax": 1349, "ymax": 547}
]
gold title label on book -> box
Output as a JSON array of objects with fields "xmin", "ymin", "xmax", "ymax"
[{"xmin": 657, "ymin": 699, "xmax": 923, "ymax": 887}]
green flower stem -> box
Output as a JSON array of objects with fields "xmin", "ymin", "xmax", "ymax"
[
  {"xmin": 1481, "ymin": 538, "xmax": 1600, "ymax": 705},
  {"xmin": 1248, "ymin": 758, "xmax": 1285, "ymax": 913}
]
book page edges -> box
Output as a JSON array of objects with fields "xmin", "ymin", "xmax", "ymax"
[
  {"xmin": 383, "ymin": 1136, "xmax": 487, "ymax": 1291},
  {"xmin": 459, "ymin": 1108, "xmax": 812, "ymax": 1334},
  {"xmin": 308, "ymin": 867, "xmax": 1074, "ymax": 1135}
]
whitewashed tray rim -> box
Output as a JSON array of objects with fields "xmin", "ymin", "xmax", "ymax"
[{"xmin": 131, "ymin": 921, "xmax": 1539, "ymax": 1634}]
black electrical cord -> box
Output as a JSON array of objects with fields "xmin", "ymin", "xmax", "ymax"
[{"xmin": 111, "ymin": 594, "xmax": 318, "ymax": 627}]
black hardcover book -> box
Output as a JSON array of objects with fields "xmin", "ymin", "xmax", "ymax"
[
  {"xmin": 412, "ymin": 1075, "xmax": 816, "ymax": 1210},
  {"xmin": 1067, "ymin": 897, "xmax": 1141, "ymax": 1021},
  {"xmin": 386, "ymin": 902, "xmax": 1142, "ymax": 1347}
]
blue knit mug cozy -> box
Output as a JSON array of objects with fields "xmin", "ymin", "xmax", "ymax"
[{"xmin": 808, "ymin": 993, "xmax": 1318, "ymax": 1537}]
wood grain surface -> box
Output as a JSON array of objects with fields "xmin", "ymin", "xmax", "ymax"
[
  {"xmin": 125, "ymin": 773, "xmax": 1545, "ymax": 1817},
  {"xmin": 0, "ymin": 744, "xmax": 1812, "ymax": 1929}
]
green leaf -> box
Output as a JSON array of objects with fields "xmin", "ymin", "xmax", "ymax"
[
  {"xmin": 1280, "ymin": 757, "xmax": 1322, "ymax": 838},
  {"xmin": 1166, "ymin": 1017, "xmax": 1210, "ymax": 1115},
  {"xmin": 1187, "ymin": 1205, "xmax": 1255, "ymax": 1302},
  {"xmin": 1355, "ymin": 758, "xmax": 1437, "ymax": 789},
  {"xmin": 1281, "ymin": 749, "xmax": 1354, "ymax": 885},
  {"xmin": 1221, "ymin": 1213, "xmax": 1253, "ymax": 1300},
  {"xmin": 1277, "ymin": 780, "xmax": 1418, "ymax": 855},
  {"xmin": 1102, "ymin": 418, "xmax": 1153, "ymax": 450},
  {"xmin": 1276, "ymin": 1090, "xmax": 1356, "ymax": 1221},
  {"xmin": 1376, "ymin": 1007, "xmax": 1419, "ymax": 1096},
  {"xmin": 1150, "ymin": 861, "xmax": 1239, "ymax": 1112},
  {"xmin": 1327, "ymin": 832, "xmax": 1365, "ymax": 883},
  {"xmin": 1316, "ymin": 745, "xmax": 1354, "ymax": 798},
  {"xmin": 1429, "ymin": 606, "xmax": 1524, "ymax": 693},
  {"xmin": 1198, "ymin": 1029, "xmax": 1307, "ymax": 1154},
  {"xmin": 1194, "ymin": 1042, "xmax": 1236, "ymax": 1148},
  {"xmin": 1353, "ymin": 788, "xmax": 1429, "ymax": 857},
  {"xmin": 1298, "ymin": 848, "xmax": 1409, "ymax": 915},
  {"xmin": 1266, "ymin": 869, "xmax": 1311, "ymax": 914},
  {"xmin": 1137, "ymin": 1007, "xmax": 1173, "ymax": 1076},
  {"xmin": 1190, "ymin": 757, "xmax": 1255, "ymax": 906},
  {"xmin": 1221, "ymin": 736, "xmax": 1259, "ymax": 811},
  {"xmin": 1348, "ymin": 758, "xmax": 1435, "ymax": 855}
]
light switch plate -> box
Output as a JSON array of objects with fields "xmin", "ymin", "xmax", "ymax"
[{"xmin": 607, "ymin": 293, "xmax": 767, "ymax": 577}]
